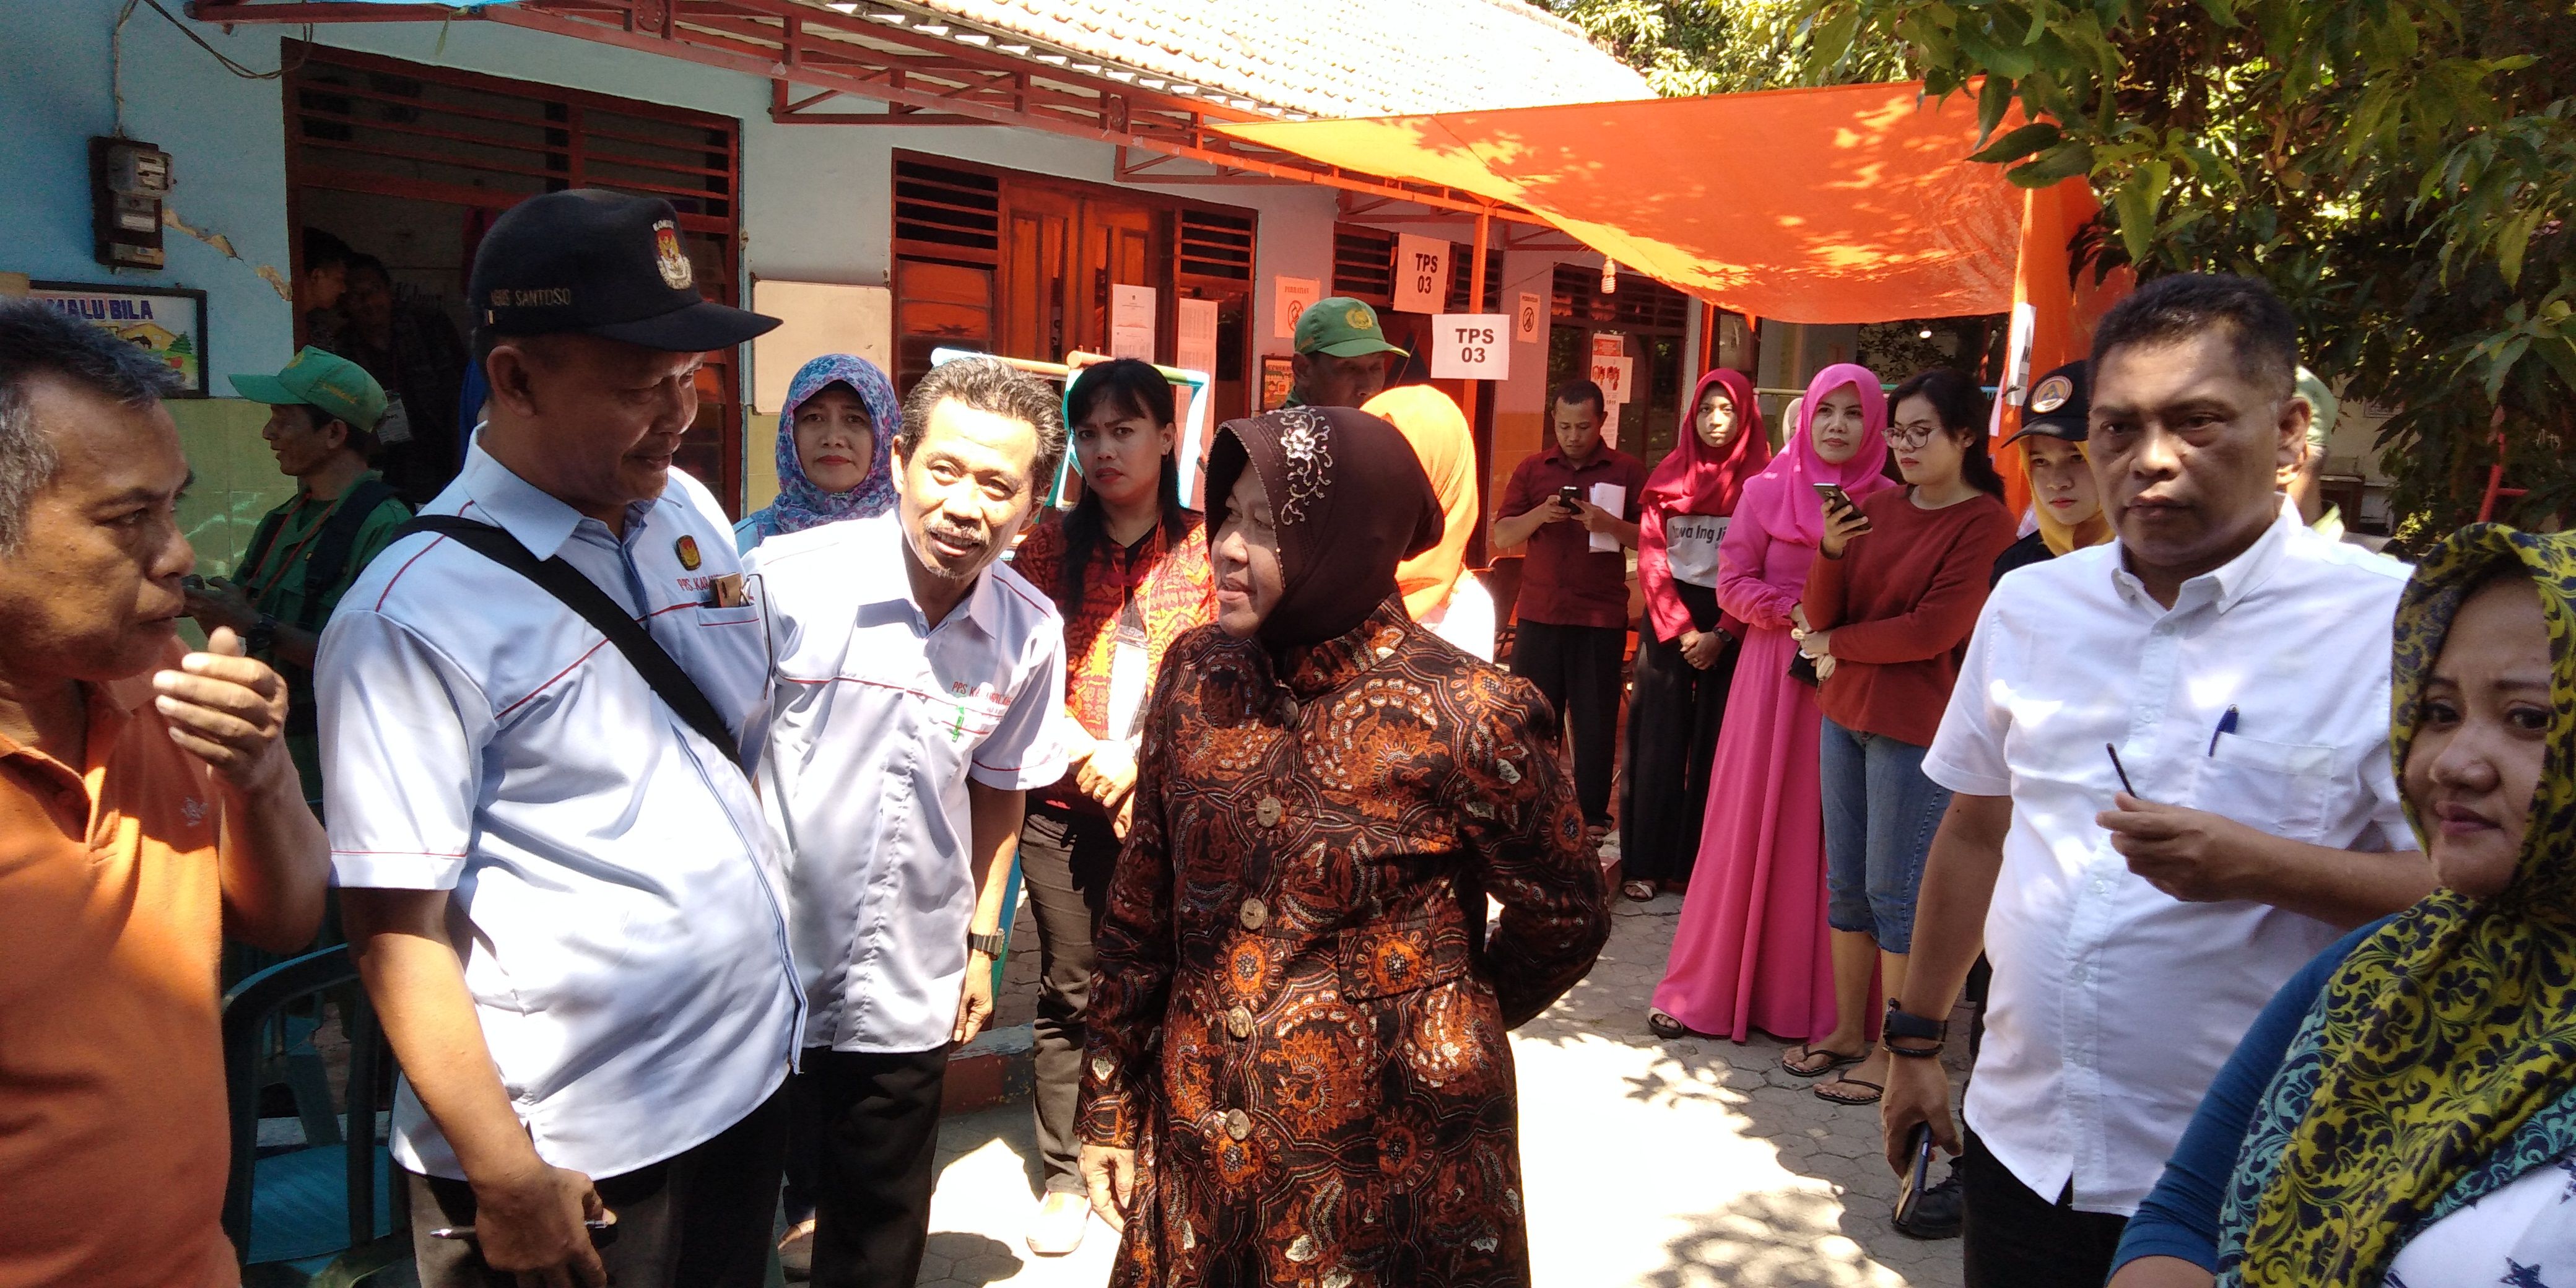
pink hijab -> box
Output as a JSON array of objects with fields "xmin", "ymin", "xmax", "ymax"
[
  {"xmin": 1640, "ymin": 367, "xmax": 1772, "ymax": 517},
  {"xmin": 1741, "ymin": 362, "xmax": 1894, "ymax": 546}
]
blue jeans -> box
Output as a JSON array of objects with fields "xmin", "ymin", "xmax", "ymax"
[{"xmin": 1819, "ymin": 715, "xmax": 1951, "ymax": 953}]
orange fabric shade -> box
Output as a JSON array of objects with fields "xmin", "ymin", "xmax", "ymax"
[{"xmin": 1221, "ymin": 82, "xmax": 2024, "ymax": 324}]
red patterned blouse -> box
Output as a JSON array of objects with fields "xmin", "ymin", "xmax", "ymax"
[{"xmin": 1009, "ymin": 510, "xmax": 1216, "ymax": 812}]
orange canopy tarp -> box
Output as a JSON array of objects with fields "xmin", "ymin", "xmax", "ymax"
[{"xmin": 1221, "ymin": 82, "xmax": 2023, "ymax": 324}]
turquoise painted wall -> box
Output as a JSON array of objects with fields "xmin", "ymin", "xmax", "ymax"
[{"xmin": 2, "ymin": 0, "xmax": 1349, "ymax": 528}]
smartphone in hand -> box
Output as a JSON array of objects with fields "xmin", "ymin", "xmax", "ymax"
[
  {"xmin": 1811, "ymin": 482, "xmax": 1855, "ymax": 513},
  {"xmin": 1556, "ymin": 484, "xmax": 1583, "ymax": 511}
]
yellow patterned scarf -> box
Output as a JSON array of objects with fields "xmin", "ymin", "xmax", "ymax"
[{"xmin": 2227, "ymin": 523, "xmax": 2576, "ymax": 1286}]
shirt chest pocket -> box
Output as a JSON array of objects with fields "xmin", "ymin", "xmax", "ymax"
[{"xmin": 2193, "ymin": 733, "xmax": 2336, "ymax": 842}]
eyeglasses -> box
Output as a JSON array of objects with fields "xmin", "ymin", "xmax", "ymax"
[{"xmin": 1887, "ymin": 422, "xmax": 1945, "ymax": 450}]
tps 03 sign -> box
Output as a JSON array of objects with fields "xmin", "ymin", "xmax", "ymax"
[
  {"xmin": 1430, "ymin": 314, "xmax": 1510, "ymax": 380},
  {"xmin": 1392, "ymin": 233, "xmax": 1448, "ymax": 313}
]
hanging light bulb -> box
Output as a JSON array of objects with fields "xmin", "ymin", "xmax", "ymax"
[
  {"xmin": 1918, "ymin": 326, "xmax": 1934, "ymax": 339},
  {"xmin": 1600, "ymin": 258, "xmax": 1618, "ymax": 295}
]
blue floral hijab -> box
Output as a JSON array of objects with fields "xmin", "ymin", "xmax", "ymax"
[{"xmin": 735, "ymin": 353, "xmax": 899, "ymax": 550}]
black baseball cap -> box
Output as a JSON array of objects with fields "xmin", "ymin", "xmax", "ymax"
[
  {"xmin": 471, "ymin": 189, "xmax": 778, "ymax": 352},
  {"xmin": 2003, "ymin": 359, "xmax": 2090, "ymax": 446}
]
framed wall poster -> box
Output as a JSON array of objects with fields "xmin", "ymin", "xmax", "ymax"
[
  {"xmin": 1260, "ymin": 355, "xmax": 1296, "ymax": 410},
  {"xmin": 30, "ymin": 281, "xmax": 209, "ymax": 396}
]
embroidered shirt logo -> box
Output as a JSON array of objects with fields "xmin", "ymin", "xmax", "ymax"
[
  {"xmin": 180, "ymin": 796, "xmax": 206, "ymax": 827},
  {"xmin": 675, "ymin": 534, "xmax": 703, "ymax": 570}
]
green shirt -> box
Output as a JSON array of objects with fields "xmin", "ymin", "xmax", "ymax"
[{"xmin": 233, "ymin": 471, "xmax": 412, "ymax": 804}]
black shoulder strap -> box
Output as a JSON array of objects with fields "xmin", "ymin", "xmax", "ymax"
[
  {"xmin": 237, "ymin": 508, "xmax": 289, "ymax": 585},
  {"xmin": 295, "ymin": 478, "xmax": 407, "ymax": 631},
  {"xmin": 393, "ymin": 515, "xmax": 739, "ymax": 759}
]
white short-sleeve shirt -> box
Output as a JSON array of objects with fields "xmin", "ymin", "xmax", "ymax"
[
  {"xmin": 749, "ymin": 515, "xmax": 1071, "ymax": 1054},
  {"xmin": 318, "ymin": 444, "xmax": 802, "ymax": 1181},
  {"xmin": 1926, "ymin": 511, "xmax": 2414, "ymax": 1215}
]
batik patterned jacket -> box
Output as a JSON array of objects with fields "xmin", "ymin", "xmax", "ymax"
[{"xmin": 1081, "ymin": 596, "xmax": 1610, "ymax": 1287}]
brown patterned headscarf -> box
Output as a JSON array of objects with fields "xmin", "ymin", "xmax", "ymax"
[{"xmin": 1205, "ymin": 406, "xmax": 1443, "ymax": 648}]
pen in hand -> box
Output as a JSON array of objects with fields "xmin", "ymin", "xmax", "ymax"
[
  {"xmin": 2105, "ymin": 742, "xmax": 2138, "ymax": 798},
  {"xmin": 427, "ymin": 1219, "xmax": 615, "ymax": 1241}
]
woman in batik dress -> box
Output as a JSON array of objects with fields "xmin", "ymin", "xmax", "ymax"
[{"xmin": 1077, "ymin": 406, "xmax": 1612, "ymax": 1287}]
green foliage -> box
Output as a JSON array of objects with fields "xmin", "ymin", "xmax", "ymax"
[
  {"xmin": 1562, "ymin": 0, "xmax": 2576, "ymax": 538},
  {"xmin": 1542, "ymin": 1, "xmax": 1907, "ymax": 95}
]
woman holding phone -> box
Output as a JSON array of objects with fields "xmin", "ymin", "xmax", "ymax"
[
  {"xmin": 1621, "ymin": 368, "xmax": 1773, "ymax": 900},
  {"xmin": 1790, "ymin": 368, "xmax": 2016, "ymax": 1105},
  {"xmin": 1004, "ymin": 358, "xmax": 1213, "ymax": 1256},
  {"xmin": 1649, "ymin": 364, "xmax": 1895, "ymax": 1045}
]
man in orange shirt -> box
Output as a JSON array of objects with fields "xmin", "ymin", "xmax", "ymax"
[{"xmin": 0, "ymin": 300, "xmax": 331, "ymax": 1288}]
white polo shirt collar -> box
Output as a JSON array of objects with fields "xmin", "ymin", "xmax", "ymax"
[{"xmin": 2106, "ymin": 506, "xmax": 2296, "ymax": 619}]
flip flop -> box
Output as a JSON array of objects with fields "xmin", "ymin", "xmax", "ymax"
[
  {"xmin": 1779, "ymin": 1043, "xmax": 1865, "ymax": 1077},
  {"xmin": 1814, "ymin": 1076, "xmax": 1884, "ymax": 1106},
  {"xmin": 1621, "ymin": 880, "xmax": 1658, "ymax": 902}
]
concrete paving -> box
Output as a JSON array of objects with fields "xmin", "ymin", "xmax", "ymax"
[{"xmin": 910, "ymin": 892, "xmax": 1967, "ymax": 1288}]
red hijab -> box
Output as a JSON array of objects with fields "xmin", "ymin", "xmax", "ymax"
[{"xmin": 1640, "ymin": 367, "xmax": 1772, "ymax": 517}]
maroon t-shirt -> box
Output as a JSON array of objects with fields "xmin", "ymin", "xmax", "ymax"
[{"xmin": 1500, "ymin": 445, "xmax": 1648, "ymax": 630}]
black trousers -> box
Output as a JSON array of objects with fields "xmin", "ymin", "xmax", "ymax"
[
  {"xmin": 1959, "ymin": 1126, "xmax": 2130, "ymax": 1288},
  {"xmin": 1618, "ymin": 624, "xmax": 1736, "ymax": 882},
  {"xmin": 408, "ymin": 1088, "xmax": 786, "ymax": 1288},
  {"xmin": 800, "ymin": 1045, "xmax": 951, "ymax": 1288},
  {"xmin": 1510, "ymin": 619, "xmax": 1627, "ymax": 826},
  {"xmin": 1020, "ymin": 803, "xmax": 1121, "ymax": 1195}
]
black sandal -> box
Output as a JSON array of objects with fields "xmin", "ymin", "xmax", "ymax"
[
  {"xmin": 1778, "ymin": 1043, "xmax": 1865, "ymax": 1077},
  {"xmin": 1647, "ymin": 1009, "xmax": 1692, "ymax": 1040},
  {"xmin": 1814, "ymin": 1076, "xmax": 1884, "ymax": 1106}
]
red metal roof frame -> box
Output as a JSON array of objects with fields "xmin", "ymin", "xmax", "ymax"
[{"xmin": 186, "ymin": 0, "xmax": 1546, "ymax": 224}]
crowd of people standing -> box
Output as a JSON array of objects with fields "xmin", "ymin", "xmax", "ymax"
[{"xmin": 4, "ymin": 178, "xmax": 2571, "ymax": 1288}]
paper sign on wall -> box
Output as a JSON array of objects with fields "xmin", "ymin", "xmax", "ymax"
[
  {"xmin": 1429, "ymin": 313, "xmax": 1509, "ymax": 380},
  {"xmin": 1592, "ymin": 333, "xmax": 1625, "ymax": 358},
  {"xmin": 1274, "ymin": 276, "xmax": 1319, "ymax": 340},
  {"xmin": 1392, "ymin": 233, "xmax": 1448, "ymax": 314},
  {"xmin": 1175, "ymin": 297, "xmax": 1220, "ymax": 375},
  {"xmin": 1110, "ymin": 284, "xmax": 1157, "ymax": 361},
  {"xmin": 1516, "ymin": 292, "xmax": 1543, "ymax": 343},
  {"xmin": 1590, "ymin": 354, "xmax": 1634, "ymax": 404}
]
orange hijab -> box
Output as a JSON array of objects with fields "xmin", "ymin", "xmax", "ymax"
[{"xmin": 1364, "ymin": 385, "xmax": 1481, "ymax": 621}]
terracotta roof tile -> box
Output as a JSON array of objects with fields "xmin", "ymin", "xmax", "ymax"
[{"xmin": 894, "ymin": 0, "xmax": 1651, "ymax": 118}]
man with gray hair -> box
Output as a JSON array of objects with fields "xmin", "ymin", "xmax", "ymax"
[
  {"xmin": 0, "ymin": 298, "xmax": 329, "ymax": 1286},
  {"xmin": 748, "ymin": 355, "xmax": 1073, "ymax": 1287}
]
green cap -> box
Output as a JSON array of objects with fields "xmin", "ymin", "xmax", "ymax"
[
  {"xmin": 2293, "ymin": 365, "xmax": 2338, "ymax": 451},
  {"xmin": 230, "ymin": 346, "xmax": 388, "ymax": 432},
  {"xmin": 1293, "ymin": 297, "xmax": 1408, "ymax": 359}
]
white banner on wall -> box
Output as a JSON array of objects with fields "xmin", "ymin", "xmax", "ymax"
[
  {"xmin": 1429, "ymin": 313, "xmax": 1510, "ymax": 380},
  {"xmin": 1392, "ymin": 233, "xmax": 1448, "ymax": 313}
]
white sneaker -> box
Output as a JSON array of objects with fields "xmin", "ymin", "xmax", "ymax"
[{"xmin": 1026, "ymin": 1190, "xmax": 1090, "ymax": 1257}]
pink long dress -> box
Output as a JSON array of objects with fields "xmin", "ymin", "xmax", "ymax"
[{"xmin": 1648, "ymin": 470, "xmax": 1838, "ymax": 1040}]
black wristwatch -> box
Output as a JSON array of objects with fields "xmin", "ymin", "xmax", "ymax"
[
  {"xmin": 1882, "ymin": 1001, "xmax": 1947, "ymax": 1058},
  {"xmin": 245, "ymin": 614, "xmax": 278, "ymax": 658},
  {"xmin": 967, "ymin": 930, "xmax": 1007, "ymax": 958}
]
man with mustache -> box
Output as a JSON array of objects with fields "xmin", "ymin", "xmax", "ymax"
[
  {"xmin": 1878, "ymin": 273, "xmax": 2432, "ymax": 1288},
  {"xmin": 320, "ymin": 189, "xmax": 799, "ymax": 1288},
  {"xmin": 747, "ymin": 355, "xmax": 1071, "ymax": 1287}
]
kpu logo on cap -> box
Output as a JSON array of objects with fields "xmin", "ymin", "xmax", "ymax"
[
  {"xmin": 653, "ymin": 219, "xmax": 693, "ymax": 290},
  {"xmin": 2029, "ymin": 374, "xmax": 2074, "ymax": 414}
]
